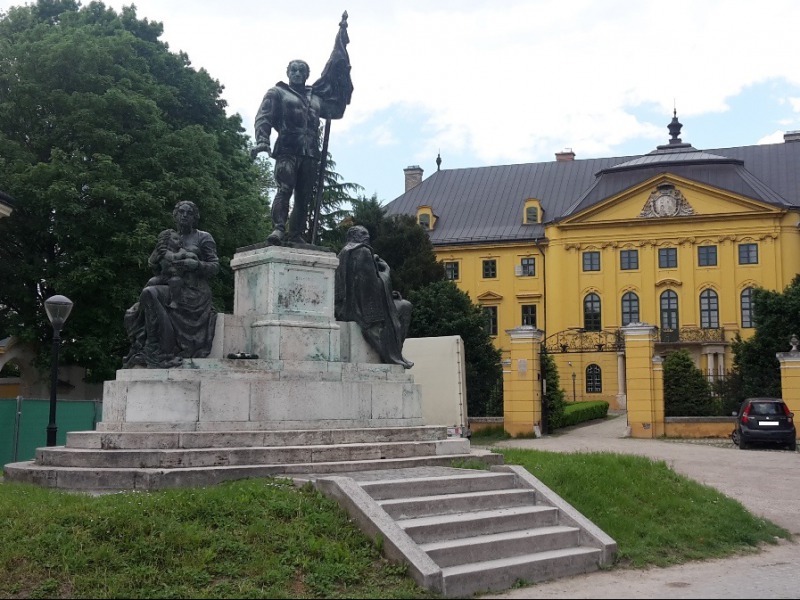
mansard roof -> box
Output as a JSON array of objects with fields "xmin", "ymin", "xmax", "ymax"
[{"xmin": 385, "ymin": 119, "xmax": 800, "ymax": 246}]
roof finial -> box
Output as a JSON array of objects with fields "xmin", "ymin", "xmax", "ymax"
[
  {"xmin": 668, "ymin": 107, "xmax": 683, "ymax": 145},
  {"xmin": 436, "ymin": 151, "xmax": 442, "ymax": 171}
]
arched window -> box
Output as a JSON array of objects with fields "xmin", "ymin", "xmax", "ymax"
[
  {"xmin": 700, "ymin": 289, "xmax": 719, "ymax": 328},
  {"xmin": 741, "ymin": 287, "xmax": 754, "ymax": 328},
  {"xmin": 621, "ymin": 292, "xmax": 640, "ymax": 326},
  {"xmin": 586, "ymin": 364, "xmax": 602, "ymax": 393},
  {"xmin": 660, "ymin": 290, "xmax": 679, "ymax": 342},
  {"xmin": 583, "ymin": 293, "xmax": 601, "ymax": 331}
]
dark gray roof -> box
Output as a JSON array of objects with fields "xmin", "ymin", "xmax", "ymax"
[{"xmin": 385, "ymin": 137, "xmax": 800, "ymax": 246}]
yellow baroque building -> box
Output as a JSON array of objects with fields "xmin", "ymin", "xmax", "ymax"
[{"xmin": 387, "ymin": 116, "xmax": 800, "ymax": 420}]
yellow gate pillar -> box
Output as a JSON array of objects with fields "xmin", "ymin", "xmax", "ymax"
[
  {"xmin": 777, "ymin": 335, "xmax": 800, "ymax": 416},
  {"xmin": 503, "ymin": 326, "xmax": 543, "ymax": 437},
  {"xmin": 622, "ymin": 323, "xmax": 663, "ymax": 438}
]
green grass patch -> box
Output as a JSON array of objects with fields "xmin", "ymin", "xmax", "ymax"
[
  {"xmin": 0, "ymin": 448, "xmax": 790, "ymax": 597},
  {"xmin": 469, "ymin": 425, "xmax": 511, "ymax": 444},
  {"xmin": 497, "ymin": 448, "xmax": 790, "ymax": 567},
  {"xmin": 0, "ymin": 479, "xmax": 436, "ymax": 599}
]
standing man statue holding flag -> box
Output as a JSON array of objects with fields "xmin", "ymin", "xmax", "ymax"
[{"xmin": 252, "ymin": 11, "xmax": 353, "ymax": 246}]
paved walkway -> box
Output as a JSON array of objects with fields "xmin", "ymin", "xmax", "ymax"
[{"xmin": 473, "ymin": 413, "xmax": 800, "ymax": 599}]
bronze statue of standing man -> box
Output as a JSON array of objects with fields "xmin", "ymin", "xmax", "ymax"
[{"xmin": 252, "ymin": 12, "xmax": 353, "ymax": 246}]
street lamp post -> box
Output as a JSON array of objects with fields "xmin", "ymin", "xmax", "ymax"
[{"xmin": 44, "ymin": 294, "xmax": 73, "ymax": 447}]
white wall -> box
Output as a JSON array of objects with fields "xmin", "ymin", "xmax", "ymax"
[{"xmin": 404, "ymin": 335, "xmax": 468, "ymax": 429}]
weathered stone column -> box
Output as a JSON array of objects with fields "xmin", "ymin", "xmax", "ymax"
[
  {"xmin": 503, "ymin": 326, "xmax": 543, "ymax": 437},
  {"xmin": 776, "ymin": 335, "xmax": 800, "ymax": 416},
  {"xmin": 622, "ymin": 323, "xmax": 660, "ymax": 438}
]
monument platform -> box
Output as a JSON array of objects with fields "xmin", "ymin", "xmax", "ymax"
[{"xmin": 4, "ymin": 245, "xmax": 498, "ymax": 491}]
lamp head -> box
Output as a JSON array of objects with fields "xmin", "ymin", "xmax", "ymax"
[{"xmin": 45, "ymin": 295, "xmax": 73, "ymax": 332}]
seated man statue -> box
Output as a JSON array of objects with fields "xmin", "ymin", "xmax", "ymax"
[{"xmin": 334, "ymin": 225, "xmax": 413, "ymax": 369}]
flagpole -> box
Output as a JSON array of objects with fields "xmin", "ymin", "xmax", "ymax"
[{"xmin": 311, "ymin": 118, "xmax": 331, "ymax": 246}]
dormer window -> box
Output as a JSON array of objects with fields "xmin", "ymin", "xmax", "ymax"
[
  {"xmin": 416, "ymin": 205, "xmax": 436, "ymax": 230},
  {"xmin": 523, "ymin": 199, "xmax": 541, "ymax": 224}
]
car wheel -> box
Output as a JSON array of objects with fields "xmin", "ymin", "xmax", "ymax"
[
  {"xmin": 789, "ymin": 439, "xmax": 797, "ymax": 452},
  {"xmin": 731, "ymin": 429, "xmax": 740, "ymax": 447}
]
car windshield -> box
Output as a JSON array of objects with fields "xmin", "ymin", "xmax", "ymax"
[{"xmin": 750, "ymin": 402, "xmax": 783, "ymax": 416}]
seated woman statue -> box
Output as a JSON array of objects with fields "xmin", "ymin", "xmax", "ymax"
[
  {"xmin": 122, "ymin": 200, "xmax": 219, "ymax": 368},
  {"xmin": 334, "ymin": 225, "xmax": 413, "ymax": 369}
]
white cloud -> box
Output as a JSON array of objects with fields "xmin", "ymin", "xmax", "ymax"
[{"xmin": 4, "ymin": 0, "xmax": 800, "ymax": 197}]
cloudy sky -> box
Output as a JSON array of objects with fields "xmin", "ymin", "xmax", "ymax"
[{"xmin": 4, "ymin": 0, "xmax": 800, "ymax": 202}]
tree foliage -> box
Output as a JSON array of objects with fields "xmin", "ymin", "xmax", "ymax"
[
  {"xmin": 0, "ymin": 0, "xmax": 267, "ymax": 381},
  {"xmin": 730, "ymin": 276, "xmax": 800, "ymax": 401},
  {"xmin": 407, "ymin": 281, "xmax": 503, "ymax": 417},
  {"xmin": 342, "ymin": 194, "xmax": 445, "ymax": 297},
  {"xmin": 541, "ymin": 349, "xmax": 567, "ymax": 430},
  {"xmin": 309, "ymin": 152, "xmax": 363, "ymax": 249},
  {"xmin": 663, "ymin": 349, "xmax": 715, "ymax": 416}
]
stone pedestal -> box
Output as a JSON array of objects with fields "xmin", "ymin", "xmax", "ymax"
[{"xmin": 229, "ymin": 245, "xmax": 340, "ymax": 362}]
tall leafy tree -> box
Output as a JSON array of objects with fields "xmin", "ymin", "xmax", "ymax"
[
  {"xmin": 309, "ymin": 152, "xmax": 362, "ymax": 249},
  {"xmin": 0, "ymin": 0, "xmax": 268, "ymax": 382},
  {"xmin": 407, "ymin": 281, "xmax": 503, "ymax": 417},
  {"xmin": 730, "ymin": 275, "xmax": 800, "ymax": 401}
]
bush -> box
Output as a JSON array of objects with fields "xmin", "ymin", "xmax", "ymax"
[
  {"xmin": 664, "ymin": 350, "xmax": 716, "ymax": 416},
  {"xmin": 541, "ymin": 350, "xmax": 567, "ymax": 431},
  {"xmin": 559, "ymin": 401, "xmax": 610, "ymax": 428}
]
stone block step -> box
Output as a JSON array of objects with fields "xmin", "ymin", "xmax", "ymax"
[
  {"xmin": 4, "ymin": 451, "xmax": 504, "ymax": 492},
  {"xmin": 66, "ymin": 426, "xmax": 450, "ymax": 450},
  {"xmin": 360, "ymin": 472, "xmax": 518, "ymax": 500},
  {"xmin": 36, "ymin": 439, "xmax": 470, "ymax": 469},
  {"xmin": 378, "ymin": 488, "xmax": 536, "ymax": 519},
  {"xmin": 440, "ymin": 546, "xmax": 602, "ymax": 597},
  {"xmin": 397, "ymin": 505, "xmax": 559, "ymax": 544},
  {"xmin": 420, "ymin": 525, "xmax": 582, "ymax": 567}
]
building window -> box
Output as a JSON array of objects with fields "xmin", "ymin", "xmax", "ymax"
[
  {"xmin": 482, "ymin": 259, "xmax": 497, "ymax": 278},
  {"xmin": 741, "ymin": 287, "xmax": 754, "ymax": 328},
  {"xmin": 700, "ymin": 289, "xmax": 719, "ymax": 328},
  {"xmin": 521, "ymin": 304, "xmax": 537, "ymax": 327},
  {"xmin": 738, "ymin": 243, "xmax": 758, "ymax": 265},
  {"xmin": 586, "ymin": 364, "xmax": 602, "ymax": 393},
  {"xmin": 583, "ymin": 251, "xmax": 600, "ymax": 272},
  {"xmin": 658, "ymin": 247, "xmax": 677, "ymax": 268},
  {"xmin": 525, "ymin": 206, "xmax": 538, "ymax": 223},
  {"xmin": 698, "ymin": 245, "xmax": 717, "ymax": 267},
  {"xmin": 483, "ymin": 306, "xmax": 498, "ymax": 336},
  {"xmin": 660, "ymin": 290, "xmax": 679, "ymax": 341},
  {"xmin": 444, "ymin": 261, "xmax": 459, "ymax": 280},
  {"xmin": 520, "ymin": 257, "xmax": 535, "ymax": 276},
  {"xmin": 621, "ymin": 292, "xmax": 640, "ymax": 326},
  {"xmin": 583, "ymin": 293, "xmax": 601, "ymax": 331},
  {"xmin": 620, "ymin": 249, "xmax": 638, "ymax": 270},
  {"xmin": 418, "ymin": 213, "xmax": 430, "ymax": 229}
]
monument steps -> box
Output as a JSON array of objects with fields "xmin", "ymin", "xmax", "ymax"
[{"xmin": 307, "ymin": 464, "xmax": 617, "ymax": 597}]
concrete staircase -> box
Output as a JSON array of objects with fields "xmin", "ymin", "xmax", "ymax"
[
  {"xmin": 307, "ymin": 464, "xmax": 617, "ymax": 597},
  {"xmin": 2, "ymin": 426, "xmax": 502, "ymax": 491}
]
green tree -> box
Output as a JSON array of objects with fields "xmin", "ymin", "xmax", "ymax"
[
  {"xmin": 541, "ymin": 349, "xmax": 567, "ymax": 430},
  {"xmin": 309, "ymin": 152, "xmax": 363, "ymax": 249},
  {"xmin": 341, "ymin": 195, "xmax": 445, "ymax": 297},
  {"xmin": 730, "ymin": 276, "xmax": 800, "ymax": 402},
  {"xmin": 407, "ymin": 281, "xmax": 503, "ymax": 417},
  {"xmin": 663, "ymin": 349, "xmax": 715, "ymax": 416},
  {"xmin": 0, "ymin": 1, "xmax": 267, "ymax": 382}
]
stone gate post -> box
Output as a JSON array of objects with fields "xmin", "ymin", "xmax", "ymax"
[{"xmin": 503, "ymin": 326, "xmax": 543, "ymax": 437}]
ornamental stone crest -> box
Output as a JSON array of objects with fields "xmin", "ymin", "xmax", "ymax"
[{"xmin": 639, "ymin": 184, "xmax": 695, "ymax": 218}]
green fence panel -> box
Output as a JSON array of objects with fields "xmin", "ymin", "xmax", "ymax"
[
  {"xmin": 3, "ymin": 399, "xmax": 102, "ymax": 464},
  {"xmin": 0, "ymin": 398, "xmax": 19, "ymax": 466}
]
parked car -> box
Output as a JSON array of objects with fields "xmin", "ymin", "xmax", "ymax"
[{"xmin": 731, "ymin": 397, "xmax": 796, "ymax": 451}]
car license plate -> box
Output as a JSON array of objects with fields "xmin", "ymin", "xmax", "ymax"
[{"xmin": 759, "ymin": 421, "xmax": 779, "ymax": 426}]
